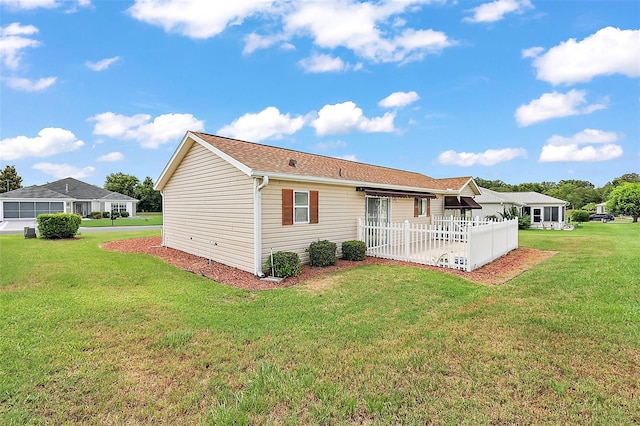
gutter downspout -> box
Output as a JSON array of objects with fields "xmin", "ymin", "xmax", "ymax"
[
  {"xmin": 254, "ymin": 176, "xmax": 269, "ymax": 276},
  {"xmin": 160, "ymin": 190, "xmax": 165, "ymax": 246}
]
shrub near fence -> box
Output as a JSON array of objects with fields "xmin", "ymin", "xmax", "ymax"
[
  {"xmin": 342, "ymin": 240, "xmax": 366, "ymax": 261},
  {"xmin": 37, "ymin": 213, "xmax": 81, "ymax": 239}
]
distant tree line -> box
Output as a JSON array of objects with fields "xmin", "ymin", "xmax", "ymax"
[
  {"xmin": 104, "ymin": 173, "xmax": 162, "ymax": 212},
  {"xmin": 475, "ymin": 173, "xmax": 640, "ymax": 211}
]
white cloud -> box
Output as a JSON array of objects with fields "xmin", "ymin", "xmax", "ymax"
[
  {"xmin": 284, "ymin": 2, "xmax": 454, "ymax": 63},
  {"xmin": 378, "ymin": 91, "xmax": 419, "ymax": 108},
  {"xmin": 32, "ymin": 162, "xmax": 95, "ymax": 179},
  {"xmin": 515, "ymin": 89, "xmax": 607, "ymax": 126},
  {"xmin": 0, "ymin": 22, "xmax": 40, "ymax": 69},
  {"xmin": 4, "ymin": 76, "xmax": 56, "ymax": 91},
  {"xmin": 311, "ymin": 101, "xmax": 395, "ymax": 136},
  {"xmin": 89, "ymin": 112, "xmax": 204, "ymax": 148},
  {"xmin": 526, "ymin": 27, "xmax": 640, "ymax": 85},
  {"xmin": 539, "ymin": 144, "xmax": 623, "ymax": 162},
  {"xmin": 464, "ymin": 0, "xmax": 533, "ymax": 23},
  {"xmin": 97, "ymin": 152, "xmax": 124, "ymax": 162},
  {"xmin": 546, "ymin": 129, "xmax": 620, "ymax": 146},
  {"xmin": 299, "ymin": 53, "xmax": 346, "ymax": 73},
  {"xmin": 86, "ymin": 56, "xmax": 121, "ymax": 71},
  {"xmin": 539, "ymin": 129, "xmax": 623, "ymax": 162},
  {"xmin": 437, "ymin": 147, "xmax": 527, "ymax": 166},
  {"xmin": 127, "ymin": 1, "xmax": 454, "ymax": 65},
  {"xmin": 336, "ymin": 154, "xmax": 358, "ymax": 162},
  {"xmin": 217, "ymin": 106, "xmax": 305, "ymax": 142},
  {"xmin": 0, "ymin": 0, "xmax": 58, "ymax": 10},
  {"xmin": 127, "ymin": 0, "xmax": 276, "ymax": 39},
  {"xmin": 0, "ymin": 128, "xmax": 84, "ymax": 161}
]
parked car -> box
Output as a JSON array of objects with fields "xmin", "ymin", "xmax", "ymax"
[{"xmin": 589, "ymin": 213, "xmax": 614, "ymax": 221}]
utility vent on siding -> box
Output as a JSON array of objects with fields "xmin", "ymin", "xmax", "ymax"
[{"xmin": 288, "ymin": 159, "xmax": 297, "ymax": 167}]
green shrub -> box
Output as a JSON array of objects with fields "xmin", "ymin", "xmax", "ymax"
[
  {"xmin": 518, "ymin": 214, "xmax": 531, "ymax": 229},
  {"xmin": 571, "ymin": 210, "xmax": 590, "ymax": 223},
  {"xmin": 37, "ymin": 213, "xmax": 81, "ymax": 239},
  {"xmin": 90, "ymin": 211, "xmax": 102, "ymax": 220},
  {"xmin": 265, "ymin": 251, "xmax": 301, "ymax": 278},
  {"xmin": 111, "ymin": 211, "xmax": 120, "ymax": 218},
  {"xmin": 102, "ymin": 211, "xmax": 110, "ymax": 218},
  {"xmin": 308, "ymin": 240, "xmax": 337, "ymax": 267},
  {"xmin": 342, "ymin": 240, "xmax": 366, "ymax": 261},
  {"xmin": 120, "ymin": 211, "xmax": 130, "ymax": 218}
]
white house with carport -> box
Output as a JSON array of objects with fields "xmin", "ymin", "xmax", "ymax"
[
  {"xmin": 0, "ymin": 177, "xmax": 138, "ymax": 221},
  {"xmin": 474, "ymin": 187, "xmax": 568, "ymax": 229}
]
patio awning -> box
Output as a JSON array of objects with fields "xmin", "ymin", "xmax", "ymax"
[
  {"xmin": 444, "ymin": 196, "xmax": 482, "ymax": 209},
  {"xmin": 357, "ymin": 187, "xmax": 436, "ymax": 199}
]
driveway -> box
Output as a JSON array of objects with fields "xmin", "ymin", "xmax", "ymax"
[{"xmin": 0, "ymin": 220, "xmax": 161, "ymax": 235}]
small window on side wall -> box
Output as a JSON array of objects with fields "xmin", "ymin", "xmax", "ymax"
[
  {"xmin": 282, "ymin": 189, "xmax": 319, "ymax": 225},
  {"xmin": 414, "ymin": 197, "xmax": 430, "ymax": 217}
]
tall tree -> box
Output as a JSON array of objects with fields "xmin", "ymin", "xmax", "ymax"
[
  {"xmin": 0, "ymin": 165, "xmax": 23, "ymax": 193},
  {"xmin": 135, "ymin": 176, "xmax": 162, "ymax": 212},
  {"xmin": 546, "ymin": 179, "xmax": 599, "ymax": 209},
  {"xmin": 104, "ymin": 172, "xmax": 140, "ymax": 198},
  {"xmin": 607, "ymin": 182, "xmax": 640, "ymax": 222}
]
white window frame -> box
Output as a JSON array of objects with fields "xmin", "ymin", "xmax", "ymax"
[
  {"xmin": 418, "ymin": 198, "xmax": 429, "ymax": 216},
  {"xmin": 111, "ymin": 203, "xmax": 127, "ymax": 214},
  {"xmin": 293, "ymin": 190, "xmax": 309, "ymax": 224}
]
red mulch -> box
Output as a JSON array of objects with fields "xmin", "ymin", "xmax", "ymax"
[{"xmin": 100, "ymin": 237, "xmax": 556, "ymax": 290}]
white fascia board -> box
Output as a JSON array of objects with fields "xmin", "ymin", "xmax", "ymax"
[
  {"xmin": 249, "ymin": 171, "xmax": 458, "ymax": 195},
  {"xmin": 154, "ymin": 132, "xmax": 194, "ymax": 190},
  {"xmin": 154, "ymin": 132, "xmax": 253, "ymax": 191},
  {"xmin": 192, "ymin": 133, "xmax": 252, "ymax": 176}
]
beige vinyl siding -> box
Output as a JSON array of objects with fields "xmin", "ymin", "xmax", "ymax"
[
  {"xmin": 431, "ymin": 195, "xmax": 445, "ymax": 218},
  {"xmin": 460, "ymin": 185, "xmax": 476, "ymax": 197},
  {"xmin": 162, "ymin": 142, "xmax": 255, "ymax": 273},
  {"xmin": 261, "ymin": 180, "xmax": 363, "ymax": 265},
  {"xmin": 390, "ymin": 197, "xmax": 431, "ymax": 224}
]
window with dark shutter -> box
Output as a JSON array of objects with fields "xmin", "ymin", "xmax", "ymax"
[
  {"xmin": 310, "ymin": 190, "xmax": 319, "ymax": 224},
  {"xmin": 414, "ymin": 198, "xmax": 419, "ymax": 218},
  {"xmin": 282, "ymin": 189, "xmax": 293, "ymax": 225}
]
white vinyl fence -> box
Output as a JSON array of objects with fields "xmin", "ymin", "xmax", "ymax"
[{"xmin": 357, "ymin": 216, "xmax": 518, "ymax": 272}]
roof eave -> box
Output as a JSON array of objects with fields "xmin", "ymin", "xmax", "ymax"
[{"xmin": 249, "ymin": 170, "xmax": 461, "ymax": 195}]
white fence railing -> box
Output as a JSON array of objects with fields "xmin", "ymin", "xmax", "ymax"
[{"xmin": 357, "ymin": 217, "xmax": 518, "ymax": 272}]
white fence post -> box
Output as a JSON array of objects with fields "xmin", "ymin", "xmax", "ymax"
[{"xmin": 404, "ymin": 220, "xmax": 410, "ymax": 261}]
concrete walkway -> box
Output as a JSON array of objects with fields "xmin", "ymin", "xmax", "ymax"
[{"xmin": 0, "ymin": 220, "xmax": 161, "ymax": 235}]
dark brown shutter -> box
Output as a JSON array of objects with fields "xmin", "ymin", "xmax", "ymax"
[
  {"xmin": 414, "ymin": 198, "xmax": 419, "ymax": 217},
  {"xmin": 310, "ymin": 190, "xmax": 319, "ymax": 224},
  {"xmin": 427, "ymin": 199, "xmax": 431, "ymax": 217},
  {"xmin": 282, "ymin": 189, "xmax": 293, "ymax": 225}
]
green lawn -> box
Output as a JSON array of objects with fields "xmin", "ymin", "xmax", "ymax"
[
  {"xmin": 1, "ymin": 223, "xmax": 638, "ymax": 424},
  {"xmin": 80, "ymin": 212, "xmax": 162, "ymax": 227}
]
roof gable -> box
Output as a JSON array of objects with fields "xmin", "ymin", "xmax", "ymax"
[
  {"xmin": 0, "ymin": 185, "xmax": 69, "ymax": 199},
  {"xmin": 0, "ymin": 177, "xmax": 138, "ymax": 202},
  {"xmin": 476, "ymin": 187, "xmax": 567, "ymax": 205},
  {"xmin": 156, "ymin": 131, "xmax": 479, "ymax": 195}
]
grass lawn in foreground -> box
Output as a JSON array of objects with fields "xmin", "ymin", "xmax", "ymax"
[
  {"xmin": 80, "ymin": 212, "xmax": 162, "ymax": 227},
  {"xmin": 0, "ymin": 223, "xmax": 638, "ymax": 424}
]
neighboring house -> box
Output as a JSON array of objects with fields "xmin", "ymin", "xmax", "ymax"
[
  {"xmin": 0, "ymin": 177, "xmax": 138, "ymax": 221},
  {"xmin": 155, "ymin": 131, "xmax": 482, "ymax": 276},
  {"xmin": 596, "ymin": 202, "xmax": 607, "ymax": 214},
  {"xmin": 474, "ymin": 187, "xmax": 568, "ymax": 229}
]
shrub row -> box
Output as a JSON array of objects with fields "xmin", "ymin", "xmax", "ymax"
[
  {"xmin": 37, "ymin": 213, "xmax": 81, "ymax": 239},
  {"xmin": 90, "ymin": 211, "xmax": 130, "ymax": 219},
  {"xmin": 267, "ymin": 239, "xmax": 367, "ymax": 279}
]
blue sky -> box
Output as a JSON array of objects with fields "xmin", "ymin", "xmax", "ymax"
[{"xmin": 1, "ymin": 0, "xmax": 638, "ymax": 189}]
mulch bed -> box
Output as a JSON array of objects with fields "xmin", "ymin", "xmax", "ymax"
[{"xmin": 100, "ymin": 237, "xmax": 556, "ymax": 290}]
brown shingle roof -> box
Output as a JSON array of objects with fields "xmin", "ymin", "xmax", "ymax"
[{"xmin": 191, "ymin": 132, "xmax": 473, "ymax": 193}]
